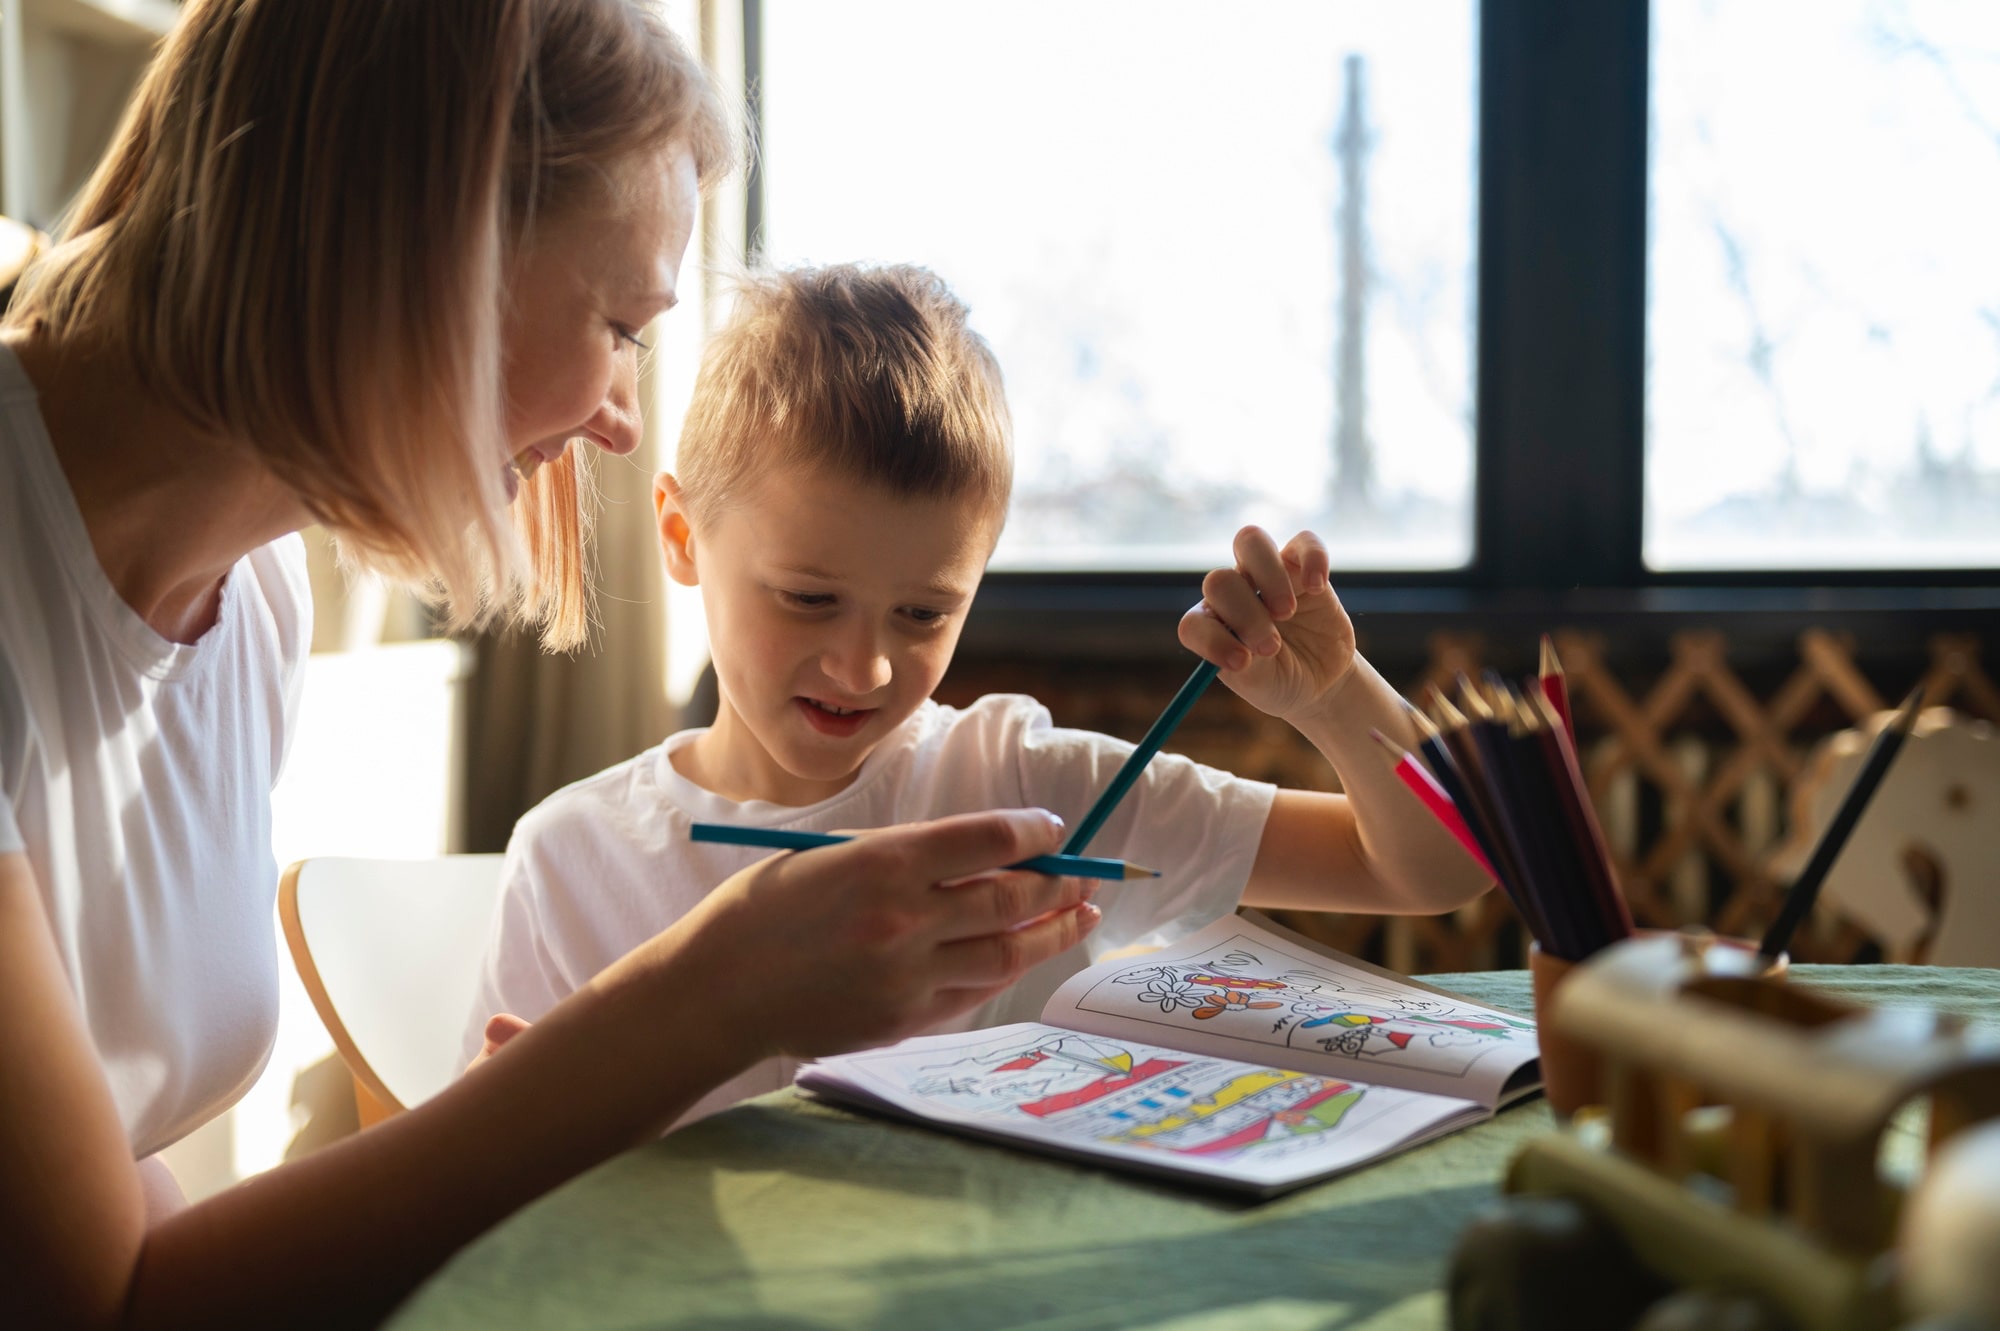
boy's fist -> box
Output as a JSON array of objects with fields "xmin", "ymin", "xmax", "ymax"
[{"xmin": 1179, "ymin": 526, "xmax": 1357, "ymax": 723}]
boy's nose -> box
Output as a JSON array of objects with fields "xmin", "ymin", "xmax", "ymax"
[{"xmin": 823, "ymin": 634, "xmax": 892, "ymax": 696}]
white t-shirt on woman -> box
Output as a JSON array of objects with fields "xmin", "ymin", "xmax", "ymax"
[{"xmin": 0, "ymin": 344, "xmax": 311, "ymax": 1159}]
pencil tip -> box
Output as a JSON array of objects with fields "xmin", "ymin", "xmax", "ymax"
[
  {"xmin": 1432, "ymin": 688, "xmax": 1470, "ymax": 729},
  {"xmin": 1540, "ymin": 634, "xmax": 1562, "ymax": 676},
  {"xmin": 1894, "ymin": 684, "xmax": 1926, "ymax": 730},
  {"xmin": 1370, "ymin": 729, "xmax": 1410, "ymax": 759}
]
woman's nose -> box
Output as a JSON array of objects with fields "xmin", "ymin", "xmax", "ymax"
[{"xmin": 582, "ymin": 347, "xmax": 644, "ymax": 455}]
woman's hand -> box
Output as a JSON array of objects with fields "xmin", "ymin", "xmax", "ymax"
[
  {"xmin": 615, "ymin": 809, "xmax": 1101, "ymax": 1064},
  {"xmin": 1179, "ymin": 526, "xmax": 1358, "ymax": 724}
]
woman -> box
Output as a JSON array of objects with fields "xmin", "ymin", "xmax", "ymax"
[{"xmin": 0, "ymin": 2, "xmax": 1098, "ymax": 1324}]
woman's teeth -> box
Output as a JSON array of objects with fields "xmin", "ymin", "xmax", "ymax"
[{"xmin": 815, "ymin": 702, "xmax": 859, "ymax": 715}]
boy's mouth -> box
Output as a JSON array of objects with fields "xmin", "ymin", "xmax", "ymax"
[{"xmin": 795, "ymin": 696, "xmax": 876, "ymax": 738}]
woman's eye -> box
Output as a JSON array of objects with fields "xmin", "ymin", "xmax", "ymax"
[{"xmin": 614, "ymin": 325, "xmax": 652, "ymax": 352}]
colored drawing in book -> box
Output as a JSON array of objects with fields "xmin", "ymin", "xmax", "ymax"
[
  {"xmin": 1096, "ymin": 1069, "xmax": 1368, "ymax": 1161},
  {"xmin": 898, "ymin": 1029, "xmax": 1374, "ymax": 1162},
  {"xmin": 905, "ymin": 1030, "xmax": 1181, "ymax": 1114},
  {"xmin": 1079, "ymin": 930, "xmax": 1535, "ymax": 1079}
]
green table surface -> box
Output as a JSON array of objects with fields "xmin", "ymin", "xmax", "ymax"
[{"xmin": 388, "ymin": 965, "xmax": 2000, "ymax": 1331}]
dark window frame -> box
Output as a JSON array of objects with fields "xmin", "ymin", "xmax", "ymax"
[{"xmin": 742, "ymin": 0, "xmax": 2000, "ymax": 664}]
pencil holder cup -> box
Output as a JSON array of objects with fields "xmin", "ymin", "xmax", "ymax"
[
  {"xmin": 1530, "ymin": 930, "xmax": 1788, "ymax": 1121},
  {"xmin": 1528, "ymin": 944, "xmax": 1601, "ymax": 1121}
]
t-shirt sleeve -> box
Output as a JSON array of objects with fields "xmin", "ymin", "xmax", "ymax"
[
  {"xmin": 458, "ymin": 833, "xmax": 577, "ymax": 1071},
  {"xmin": 258, "ymin": 533, "xmax": 315, "ymax": 788},
  {"xmin": 1003, "ymin": 695, "xmax": 1277, "ymax": 957}
]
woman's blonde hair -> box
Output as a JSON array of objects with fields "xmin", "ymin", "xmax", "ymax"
[
  {"xmin": 6, "ymin": 0, "xmax": 734, "ymax": 648},
  {"xmin": 677, "ymin": 264, "xmax": 1013, "ymax": 531}
]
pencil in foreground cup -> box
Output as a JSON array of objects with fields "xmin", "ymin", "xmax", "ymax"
[
  {"xmin": 1371, "ymin": 730, "xmax": 1498, "ymax": 879},
  {"xmin": 687, "ymin": 823, "xmax": 1162, "ymax": 881},
  {"xmin": 1526, "ymin": 690, "xmax": 1634, "ymax": 947},
  {"xmin": 1538, "ymin": 633, "xmax": 1574, "ymax": 743},
  {"xmin": 1426, "ymin": 686, "xmax": 1548, "ymax": 943},
  {"xmin": 1060, "ymin": 659, "xmax": 1220, "ymax": 857},
  {"xmin": 1411, "ymin": 676, "xmax": 1637, "ymax": 963},
  {"xmin": 1758, "ymin": 685, "xmax": 1926, "ymax": 960}
]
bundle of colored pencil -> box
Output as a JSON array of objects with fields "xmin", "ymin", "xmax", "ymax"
[{"xmin": 1374, "ymin": 648, "xmax": 1634, "ymax": 963}]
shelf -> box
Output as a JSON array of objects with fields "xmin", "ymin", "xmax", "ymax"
[{"xmin": 28, "ymin": 0, "xmax": 177, "ymax": 46}]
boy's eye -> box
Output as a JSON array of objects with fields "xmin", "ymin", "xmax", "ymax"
[
  {"xmin": 903, "ymin": 607, "xmax": 947, "ymax": 625},
  {"xmin": 782, "ymin": 590, "xmax": 835, "ymax": 609}
]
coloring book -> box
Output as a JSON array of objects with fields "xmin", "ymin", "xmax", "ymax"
[{"xmin": 796, "ymin": 912, "xmax": 1541, "ymax": 1197}]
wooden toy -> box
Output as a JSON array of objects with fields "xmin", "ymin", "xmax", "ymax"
[{"xmin": 1448, "ymin": 931, "xmax": 2000, "ymax": 1331}]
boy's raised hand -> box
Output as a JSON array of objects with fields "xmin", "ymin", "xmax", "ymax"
[{"xmin": 1180, "ymin": 526, "xmax": 1358, "ymax": 723}]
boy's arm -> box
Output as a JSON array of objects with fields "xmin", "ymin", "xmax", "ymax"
[
  {"xmin": 457, "ymin": 843, "xmax": 571, "ymax": 1073},
  {"xmin": 1180, "ymin": 527, "xmax": 1492, "ymax": 916}
]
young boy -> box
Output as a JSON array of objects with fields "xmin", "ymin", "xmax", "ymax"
[{"xmin": 463, "ymin": 264, "xmax": 1491, "ymax": 1122}]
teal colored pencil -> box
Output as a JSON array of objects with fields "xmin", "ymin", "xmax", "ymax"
[
  {"xmin": 1061, "ymin": 658, "xmax": 1220, "ymax": 856},
  {"xmin": 688, "ymin": 823, "xmax": 1161, "ymax": 881}
]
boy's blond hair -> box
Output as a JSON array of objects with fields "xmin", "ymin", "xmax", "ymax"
[
  {"xmin": 676, "ymin": 264, "xmax": 1012, "ymax": 528},
  {"xmin": 7, "ymin": 0, "xmax": 735, "ymax": 649}
]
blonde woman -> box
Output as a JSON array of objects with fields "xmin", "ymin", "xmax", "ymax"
[{"xmin": 0, "ymin": 2, "xmax": 1098, "ymax": 1325}]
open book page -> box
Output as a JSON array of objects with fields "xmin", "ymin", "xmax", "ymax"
[
  {"xmin": 1044, "ymin": 913, "xmax": 1541, "ymax": 1108},
  {"xmin": 796, "ymin": 1022, "xmax": 1487, "ymax": 1196}
]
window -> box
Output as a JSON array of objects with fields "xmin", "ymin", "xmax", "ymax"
[
  {"xmin": 1647, "ymin": 0, "xmax": 2000, "ymax": 571},
  {"xmin": 757, "ymin": 0, "xmax": 1479, "ymax": 571},
  {"xmin": 745, "ymin": 1, "xmax": 1999, "ymax": 605}
]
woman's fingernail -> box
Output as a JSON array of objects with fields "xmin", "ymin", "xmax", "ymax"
[
  {"xmin": 1039, "ymin": 809, "xmax": 1065, "ymax": 832},
  {"xmin": 1078, "ymin": 902, "xmax": 1102, "ymax": 926}
]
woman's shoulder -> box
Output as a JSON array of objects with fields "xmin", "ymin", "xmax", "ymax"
[{"xmin": 240, "ymin": 533, "xmax": 313, "ymax": 670}]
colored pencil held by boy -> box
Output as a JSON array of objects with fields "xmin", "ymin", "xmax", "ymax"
[{"xmin": 460, "ymin": 263, "xmax": 1495, "ymax": 1123}]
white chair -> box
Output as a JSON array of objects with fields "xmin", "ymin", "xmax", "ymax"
[
  {"xmin": 1771, "ymin": 708, "xmax": 2000, "ymax": 967},
  {"xmin": 278, "ymin": 855, "xmax": 505, "ymax": 1125}
]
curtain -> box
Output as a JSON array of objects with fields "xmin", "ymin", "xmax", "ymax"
[{"xmin": 454, "ymin": 452, "xmax": 674, "ymax": 853}]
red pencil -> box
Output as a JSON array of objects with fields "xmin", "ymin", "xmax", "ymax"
[
  {"xmin": 1538, "ymin": 634, "xmax": 1574, "ymax": 744},
  {"xmin": 1371, "ymin": 731, "xmax": 1499, "ymax": 879}
]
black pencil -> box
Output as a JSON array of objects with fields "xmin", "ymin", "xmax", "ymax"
[
  {"xmin": 1528, "ymin": 690, "xmax": 1634, "ymax": 950},
  {"xmin": 1758, "ymin": 686, "xmax": 1925, "ymax": 960},
  {"xmin": 1477, "ymin": 697, "xmax": 1588, "ymax": 961},
  {"xmin": 1406, "ymin": 704, "xmax": 1498, "ymax": 865},
  {"xmin": 1428, "ymin": 688, "xmax": 1548, "ymax": 944}
]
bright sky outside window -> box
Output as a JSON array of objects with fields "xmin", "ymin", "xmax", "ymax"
[
  {"xmin": 1647, "ymin": 0, "xmax": 2000, "ymax": 571},
  {"xmin": 757, "ymin": 0, "xmax": 1478, "ymax": 572}
]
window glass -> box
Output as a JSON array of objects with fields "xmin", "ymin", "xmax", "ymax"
[
  {"xmin": 759, "ymin": 0, "xmax": 1479, "ymax": 570},
  {"xmin": 1647, "ymin": 1, "xmax": 2000, "ymax": 570}
]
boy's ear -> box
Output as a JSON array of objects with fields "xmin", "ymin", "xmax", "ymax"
[{"xmin": 653, "ymin": 472, "xmax": 700, "ymax": 587}]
